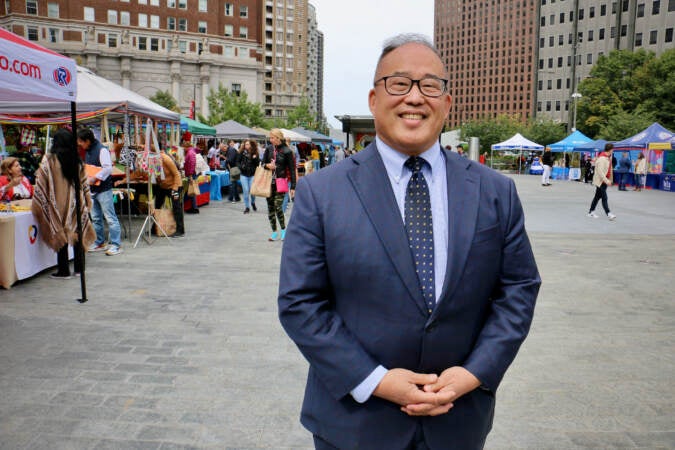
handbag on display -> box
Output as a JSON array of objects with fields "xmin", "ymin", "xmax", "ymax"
[
  {"xmin": 229, "ymin": 166, "xmax": 241, "ymax": 181},
  {"xmin": 250, "ymin": 166, "xmax": 272, "ymax": 198},
  {"xmin": 275, "ymin": 177, "xmax": 289, "ymax": 193}
]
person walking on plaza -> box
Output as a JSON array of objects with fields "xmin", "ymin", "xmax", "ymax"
[
  {"xmin": 226, "ymin": 140, "xmax": 241, "ymax": 203},
  {"xmin": 278, "ymin": 33, "xmax": 540, "ymax": 449},
  {"xmin": 634, "ymin": 152, "xmax": 647, "ymax": 191},
  {"xmin": 32, "ymin": 129, "xmax": 96, "ymax": 279},
  {"xmin": 541, "ymin": 147, "xmax": 553, "ymax": 186},
  {"xmin": 238, "ymin": 139, "xmax": 259, "ymax": 214},
  {"xmin": 78, "ymin": 128, "xmax": 123, "ymax": 256},
  {"xmin": 183, "ymin": 141, "xmax": 200, "ymax": 214},
  {"xmin": 335, "ymin": 146, "xmax": 345, "ymax": 163},
  {"xmin": 154, "ymin": 147, "xmax": 185, "ymax": 238},
  {"xmin": 588, "ymin": 143, "xmax": 617, "ymax": 220},
  {"xmin": 615, "ymin": 152, "xmax": 631, "ymax": 191},
  {"xmin": 262, "ymin": 128, "xmax": 295, "ymax": 241}
]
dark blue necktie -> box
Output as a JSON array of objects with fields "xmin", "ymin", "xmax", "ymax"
[{"xmin": 404, "ymin": 156, "xmax": 435, "ymax": 314}]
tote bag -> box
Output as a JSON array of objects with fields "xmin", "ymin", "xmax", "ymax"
[{"xmin": 250, "ymin": 166, "xmax": 272, "ymax": 198}]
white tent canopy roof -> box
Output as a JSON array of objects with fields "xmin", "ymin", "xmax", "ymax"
[
  {"xmin": 491, "ymin": 133, "xmax": 544, "ymax": 151},
  {"xmin": 0, "ymin": 66, "xmax": 178, "ymax": 121},
  {"xmin": 280, "ymin": 128, "xmax": 311, "ymax": 142}
]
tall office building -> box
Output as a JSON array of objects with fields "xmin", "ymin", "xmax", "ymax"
[
  {"xmin": 0, "ymin": 0, "xmax": 264, "ymax": 118},
  {"xmin": 261, "ymin": 0, "xmax": 308, "ymax": 120},
  {"xmin": 434, "ymin": 1, "xmax": 538, "ymax": 128},
  {"xmin": 306, "ymin": 3, "xmax": 324, "ymax": 125},
  {"xmin": 537, "ymin": 0, "xmax": 675, "ymax": 130}
]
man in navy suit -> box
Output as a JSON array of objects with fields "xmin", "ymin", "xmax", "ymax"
[{"xmin": 278, "ymin": 33, "xmax": 540, "ymax": 449}]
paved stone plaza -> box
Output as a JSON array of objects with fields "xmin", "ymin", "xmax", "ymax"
[{"xmin": 1, "ymin": 173, "xmax": 673, "ymax": 449}]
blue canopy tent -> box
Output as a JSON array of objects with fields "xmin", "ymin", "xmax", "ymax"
[
  {"xmin": 574, "ymin": 139, "xmax": 609, "ymax": 154},
  {"xmin": 548, "ymin": 130, "xmax": 593, "ymax": 152},
  {"xmin": 291, "ymin": 127, "xmax": 333, "ymax": 144}
]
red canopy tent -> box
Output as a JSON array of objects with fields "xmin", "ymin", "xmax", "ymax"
[{"xmin": 0, "ymin": 28, "xmax": 87, "ymax": 302}]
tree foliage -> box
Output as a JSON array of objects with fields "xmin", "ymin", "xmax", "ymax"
[
  {"xmin": 205, "ymin": 84, "xmax": 267, "ymax": 128},
  {"xmin": 285, "ymin": 98, "xmax": 315, "ymax": 129},
  {"xmin": 577, "ymin": 49, "xmax": 675, "ymax": 138},
  {"xmin": 459, "ymin": 115, "xmax": 565, "ymax": 153},
  {"xmin": 149, "ymin": 90, "xmax": 180, "ymax": 113}
]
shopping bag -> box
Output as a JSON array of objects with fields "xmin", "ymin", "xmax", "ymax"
[
  {"xmin": 187, "ymin": 178, "xmax": 201, "ymax": 196},
  {"xmin": 250, "ymin": 166, "xmax": 272, "ymax": 198},
  {"xmin": 275, "ymin": 177, "xmax": 289, "ymax": 193},
  {"xmin": 152, "ymin": 207, "xmax": 176, "ymax": 236}
]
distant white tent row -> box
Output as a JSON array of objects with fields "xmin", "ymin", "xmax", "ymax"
[{"xmin": 491, "ymin": 133, "xmax": 544, "ymax": 174}]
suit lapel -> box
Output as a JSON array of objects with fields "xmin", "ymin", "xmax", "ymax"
[
  {"xmin": 438, "ymin": 151, "xmax": 480, "ymax": 305},
  {"xmin": 347, "ymin": 145, "xmax": 428, "ymax": 315}
]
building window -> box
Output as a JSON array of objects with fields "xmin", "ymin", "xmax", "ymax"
[
  {"xmin": 559, "ymin": 34, "xmax": 564, "ymax": 45},
  {"xmin": 555, "ymin": 100, "xmax": 561, "ymax": 111},
  {"xmin": 538, "ymin": 80, "xmax": 543, "ymax": 91},
  {"xmin": 623, "ymin": 0, "xmax": 630, "ymax": 11},
  {"xmin": 637, "ymin": 3, "xmax": 645, "ymax": 16},
  {"xmin": 178, "ymin": 18, "xmax": 187, "ymax": 31},
  {"xmin": 26, "ymin": 26, "xmax": 38, "ymax": 41},
  {"xmin": 636, "ymin": 32, "xmax": 643, "ymax": 46},
  {"xmin": 231, "ymin": 83, "xmax": 242, "ymax": 96},
  {"xmin": 587, "ymin": 53, "xmax": 593, "ymax": 64},
  {"xmin": 178, "ymin": 0, "xmax": 186, "ymax": 9},
  {"xmin": 108, "ymin": 34, "xmax": 117, "ymax": 48},
  {"xmin": 621, "ymin": 25, "xmax": 627, "ymax": 36},
  {"xmin": 579, "ymin": 8, "xmax": 584, "ymax": 19},
  {"xmin": 600, "ymin": 28, "xmax": 605, "ymax": 40},
  {"xmin": 150, "ymin": 37, "xmax": 159, "ymax": 51},
  {"xmin": 557, "ymin": 56, "xmax": 563, "ymax": 67},
  {"xmin": 653, "ymin": 0, "xmax": 660, "ymax": 14},
  {"xmin": 240, "ymin": 5, "xmax": 248, "ymax": 18},
  {"xmin": 167, "ymin": 17, "xmax": 175, "ymax": 30},
  {"xmin": 549, "ymin": 14, "xmax": 555, "ymax": 25},
  {"xmin": 650, "ymin": 30, "xmax": 658, "ymax": 44},
  {"xmin": 239, "ymin": 26, "xmax": 248, "ymax": 38},
  {"xmin": 539, "ymin": 37, "xmax": 545, "ymax": 48},
  {"xmin": 139, "ymin": 0, "xmax": 147, "ymax": 4},
  {"xmin": 198, "ymin": 0, "xmax": 207, "ymax": 12},
  {"xmin": 666, "ymin": 28, "xmax": 674, "ymax": 42},
  {"xmin": 84, "ymin": 6, "xmax": 95, "ymax": 21},
  {"xmin": 198, "ymin": 21, "xmax": 207, "ymax": 33},
  {"xmin": 537, "ymin": 102, "xmax": 542, "ymax": 112},
  {"xmin": 121, "ymin": 11, "xmax": 130, "ymax": 25},
  {"xmin": 546, "ymin": 101, "xmax": 551, "ymax": 111},
  {"xmin": 539, "ymin": 59, "xmax": 544, "ymax": 69},
  {"xmin": 670, "ymin": 0, "xmax": 675, "ymax": 11},
  {"xmin": 224, "ymin": 25, "xmax": 233, "ymax": 37},
  {"xmin": 150, "ymin": 0, "xmax": 159, "ymax": 6},
  {"xmin": 611, "ymin": 26, "xmax": 616, "ymax": 38},
  {"xmin": 108, "ymin": 10, "xmax": 117, "ymax": 24},
  {"xmin": 167, "ymin": 0, "xmax": 175, "ymax": 6},
  {"xmin": 138, "ymin": 36, "xmax": 147, "ymax": 50},
  {"xmin": 26, "ymin": 0, "xmax": 37, "ymax": 15},
  {"xmin": 138, "ymin": 13, "xmax": 147, "ymax": 28},
  {"xmin": 559, "ymin": 12, "xmax": 565, "ymax": 23},
  {"xmin": 590, "ymin": 6, "xmax": 595, "ymax": 17},
  {"xmin": 151, "ymin": 15, "xmax": 159, "ymax": 28},
  {"xmin": 547, "ymin": 80, "xmax": 552, "ymax": 90},
  {"xmin": 540, "ymin": 16, "xmax": 545, "ymax": 26},
  {"xmin": 556, "ymin": 79, "xmax": 562, "ymax": 89},
  {"xmin": 566, "ymin": 78, "xmax": 571, "ymax": 89},
  {"xmin": 612, "ymin": 1, "xmax": 618, "ymax": 14},
  {"xmin": 588, "ymin": 30, "xmax": 594, "ymax": 41},
  {"xmin": 549, "ymin": 36, "xmax": 554, "ymax": 47},
  {"xmin": 601, "ymin": 4, "xmax": 607, "ymax": 15},
  {"xmin": 179, "ymin": 40, "xmax": 186, "ymax": 53},
  {"xmin": 48, "ymin": 28, "xmax": 59, "ymax": 43},
  {"xmin": 47, "ymin": 2, "xmax": 58, "ymax": 17},
  {"xmin": 225, "ymin": 3, "xmax": 233, "ymax": 16},
  {"xmin": 224, "ymin": 45, "xmax": 234, "ymax": 57},
  {"xmin": 548, "ymin": 58, "xmax": 553, "ymax": 68},
  {"xmin": 239, "ymin": 46, "xmax": 248, "ymax": 58}
]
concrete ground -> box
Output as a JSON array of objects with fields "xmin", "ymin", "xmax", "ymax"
[{"xmin": 0, "ymin": 173, "xmax": 673, "ymax": 449}]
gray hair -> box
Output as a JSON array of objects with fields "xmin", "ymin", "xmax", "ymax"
[{"xmin": 378, "ymin": 33, "xmax": 440, "ymax": 65}]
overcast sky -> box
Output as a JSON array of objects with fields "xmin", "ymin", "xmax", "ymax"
[{"xmin": 311, "ymin": 0, "xmax": 435, "ymax": 129}]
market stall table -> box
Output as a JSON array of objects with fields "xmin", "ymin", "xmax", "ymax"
[{"xmin": 0, "ymin": 210, "xmax": 67, "ymax": 289}]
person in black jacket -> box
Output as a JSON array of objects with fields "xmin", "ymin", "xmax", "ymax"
[
  {"xmin": 541, "ymin": 147, "xmax": 553, "ymax": 186},
  {"xmin": 226, "ymin": 140, "xmax": 241, "ymax": 202},
  {"xmin": 262, "ymin": 129, "xmax": 296, "ymax": 241},
  {"xmin": 238, "ymin": 139, "xmax": 260, "ymax": 214}
]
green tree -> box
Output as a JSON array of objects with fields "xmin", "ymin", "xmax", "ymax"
[
  {"xmin": 597, "ymin": 108, "xmax": 656, "ymax": 141},
  {"xmin": 577, "ymin": 77, "xmax": 622, "ymax": 138},
  {"xmin": 642, "ymin": 48, "xmax": 675, "ymax": 128},
  {"xmin": 205, "ymin": 84, "xmax": 267, "ymax": 128},
  {"xmin": 149, "ymin": 90, "xmax": 180, "ymax": 113},
  {"xmin": 460, "ymin": 114, "xmax": 523, "ymax": 153},
  {"xmin": 523, "ymin": 117, "xmax": 567, "ymax": 147},
  {"xmin": 285, "ymin": 98, "xmax": 315, "ymax": 129}
]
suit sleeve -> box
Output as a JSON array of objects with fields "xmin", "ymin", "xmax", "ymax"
[
  {"xmin": 278, "ymin": 176, "xmax": 381, "ymax": 400},
  {"xmin": 463, "ymin": 178, "xmax": 540, "ymax": 391}
]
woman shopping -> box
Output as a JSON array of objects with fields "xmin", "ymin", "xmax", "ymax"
[
  {"xmin": 31, "ymin": 129, "xmax": 96, "ymax": 279},
  {"xmin": 0, "ymin": 157, "xmax": 34, "ymax": 201},
  {"xmin": 238, "ymin": 139, "xmax": 260, "ymax": 214},
  {"xmin": 262, "ymin": 129, "xmax": 296, "ymax": 241}
]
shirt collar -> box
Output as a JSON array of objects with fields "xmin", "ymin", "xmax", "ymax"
[{"xmin": 376, "ymin": 136, "xmax": 442, "ymax": 180}]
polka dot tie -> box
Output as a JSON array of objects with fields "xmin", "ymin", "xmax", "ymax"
[{"xmin": 404, "ymin": 156, "xmax": 435, "ymax": 314}]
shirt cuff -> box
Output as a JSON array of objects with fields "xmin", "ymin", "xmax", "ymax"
[{"xmin": 350, "ymin": 365, "xmax": 388, "ymax": 404}]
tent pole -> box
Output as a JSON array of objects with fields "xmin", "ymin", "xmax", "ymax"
[
  {"xmin": 72, "ymin": 101, "xmax": 88, "ymax": 303},
  {"xmin": 124, "ymin": 108, "xmax": 132, "ymax": 242}
]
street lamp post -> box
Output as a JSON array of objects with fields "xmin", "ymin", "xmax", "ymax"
[{"xmin": 571, "ymin": 92, "xmax": 582, "ymax": 132}]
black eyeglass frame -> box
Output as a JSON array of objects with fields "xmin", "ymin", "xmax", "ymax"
[{"xmin": 373, "ymin": 75, "xmax": 449, "ymax": 98}]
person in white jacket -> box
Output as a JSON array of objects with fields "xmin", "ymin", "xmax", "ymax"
[{"xmin": 587, "ymin": 143, "xmax": 616, "ymax": 220}]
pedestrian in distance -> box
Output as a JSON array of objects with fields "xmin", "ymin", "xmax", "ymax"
[
  {"xmin": 262, "ymin": 128, "xmax": 295, "ymax": 241},
  {"xmin": 634, "ymin": 152, "xmax": 647, "ymax": 191},
  {"xmin": 587, "ymin": 143, "xmax": 617, "ymax": 220},
  {"xmin": 616, "ymin": 152, "xmax": 632, "ymax": 191},
  {"xmin": 278, "ymin": 33, "xmax": 540, "ymax": 449},
  {"xmin": 541, "ymin": 147, "xmax": 553, "ymax": 186}
]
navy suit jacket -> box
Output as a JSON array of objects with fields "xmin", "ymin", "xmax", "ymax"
[{"xmin": 278, "ymin": 143, "xmax": 540, "ymax": 450}]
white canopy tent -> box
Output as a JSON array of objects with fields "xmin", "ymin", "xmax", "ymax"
[
  {"xmin": 0, "ymin": 66, "xmax": 178, "ymax": 122},
  {"xmin": 280, "ymin": 128, "xmax": 312, "ymax": 143},
  {"xmin": 491, "ymin": 133, "xmax": 544, "ymax": 174}
]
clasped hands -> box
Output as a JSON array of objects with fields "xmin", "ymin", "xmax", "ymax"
[{"xmin": 373, "ymin": 366, "xmax": 481, "ymax": 417}]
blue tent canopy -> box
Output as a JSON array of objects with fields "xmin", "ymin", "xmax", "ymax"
[
  {"xmin": 612, "ymin": 122, "xmax": 674, "ymax": 150},
  {"xmin": 574, "ymin": 139, "xmax": 609, "ymax": 153},
  {"xmin": 548, "ymin": 130, "xmax": 593, "ymax": 152},
  {"xmin": 291, "ymin": 127, "xmax": 333, "ymax": 143}
]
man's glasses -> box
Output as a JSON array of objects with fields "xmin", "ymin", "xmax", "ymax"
[{"xmin": 374, "ymin": 75, "xmax": 448, "ymax": 98}]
